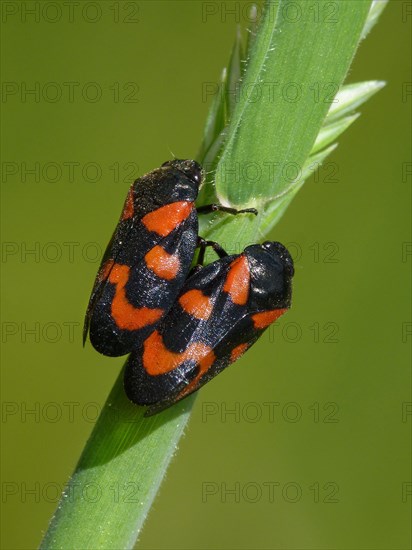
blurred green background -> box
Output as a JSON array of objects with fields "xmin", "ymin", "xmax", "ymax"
[{"xmin": 1, "ymin": 1, "xmax": 411, "ymax": 549}]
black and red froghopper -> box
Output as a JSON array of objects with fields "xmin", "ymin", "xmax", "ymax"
[{"xmin": 124, "ymin": 241, "xmax": 294, "ymax": 415}]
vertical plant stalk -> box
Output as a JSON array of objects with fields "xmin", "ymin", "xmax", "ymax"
[
  {"xmin": 40, "ymin": 370, "xmax": 196, "ymax": 549},
  {"xmin": 40, "ymin": 1, "xmax": 386, "ymax": 548}
]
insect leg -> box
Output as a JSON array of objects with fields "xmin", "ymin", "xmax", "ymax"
[{"xmin": 197, "ymin": 204, "xmax": 258, "ymax": 216}]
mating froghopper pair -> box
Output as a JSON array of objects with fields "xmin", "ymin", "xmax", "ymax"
[{"xmin": 84, "ymin": 159, "xmax": 294, "ymax": 416}]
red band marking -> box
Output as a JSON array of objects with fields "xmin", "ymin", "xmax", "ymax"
[
  {"xmin": 108, "ymin": 264, "xmax": 163, "ymax": 330},
  {"xmin": 143, "ymin": 330, "xmax": 215, "ymax": 378},
  {"xmin": 223, "ymin": 255, "xmax": 250, "ymax": 305},
  {"xmin": 230, "ymin": 343, "xmax": 249, "ymax": 363},
  {"xmin": 252, "ymin": 308, "xmax": 287, "ymax": 329},
  {"xmin": 145, "ymin": 245, "xmax": 180, "ymax": 280},
  {"xmin": 178, "ymin": 289, "xmax": 213, "ymax": 320},
  {"xmin": 121, "ymin": 187, "xmax": 134, "ymax": 220},
  {"xmin": 141, "ymin": 201, "xmax": 193, "ymax": 236}
]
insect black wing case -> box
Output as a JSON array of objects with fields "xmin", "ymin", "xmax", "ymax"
[{"xmin": 83, "ymin": 159, "xmax": 202, "ymax": 357}]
